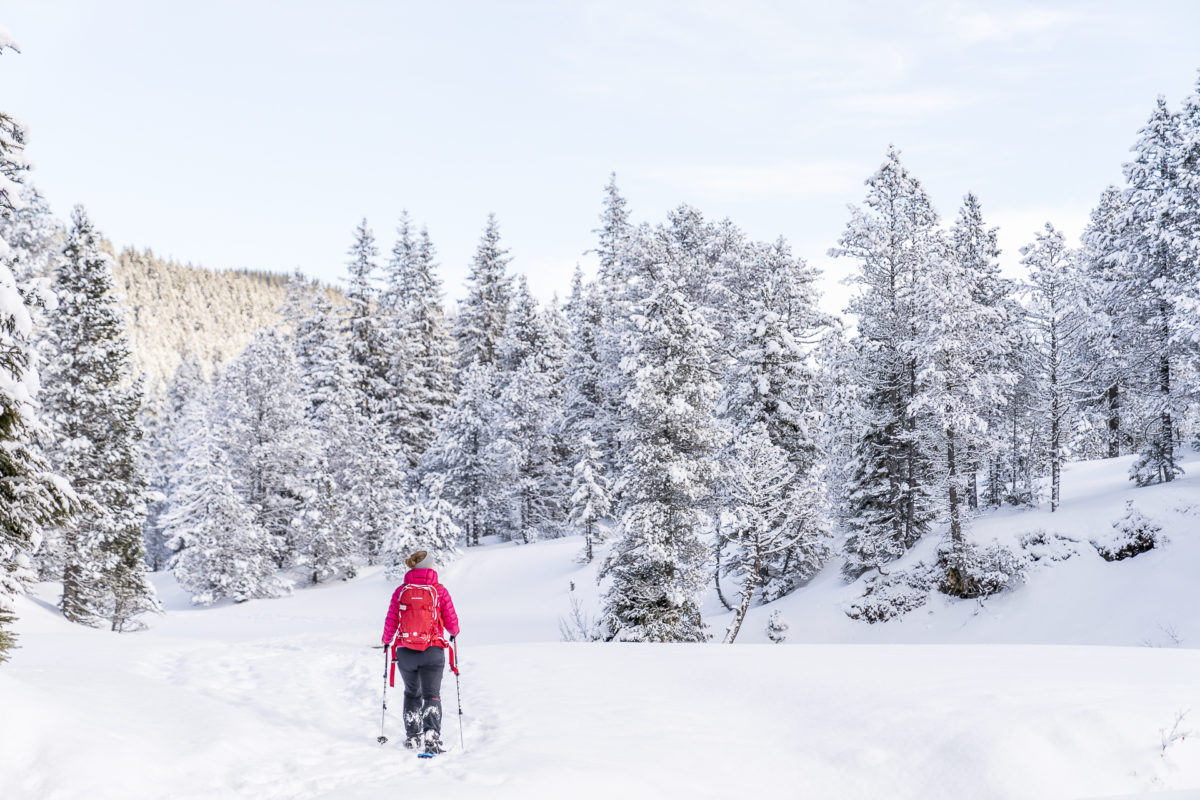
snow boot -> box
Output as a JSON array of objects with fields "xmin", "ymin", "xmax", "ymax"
[
  {"xmin": 422, "ymin": 731, "xmax": 445, "ymax": 754},
  {"xmin": 404, "ymin": 736, "xmax": 421, "ymax": 751}
]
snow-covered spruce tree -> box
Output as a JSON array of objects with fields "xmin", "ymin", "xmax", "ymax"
[
  {"xmin": 832, "ymin": 147, "xmax": 940, "ymax": 578},
  {"xmin": 599, "ymin": 277, "xmax": 725, "ymax": 643},
  {"xmin": 947, "ymin": 193, "xmax": 1017, "ymax": 510},
  {"xmin": 316, "ymin": 368, "xmax": 406, "ymax": 565},
  {"xmin": 1021, "ymin": 223, "xmax": 1101, "ymax": 510},
  {"xmin": 718, "ymin": 238, "xmax": 832, "ymax": 601},
  {"xmin": 215, "ymin": 329, "xmax": 318, "ymax": 567},
  {"xmin": 140, "ymin": 353, "xmax": 205, "ymax": 572},
  {"xmin": 0, "ymin": 84, "xmax": 76, "ymax": 659},
  {"xmin": 340, "ymin": 219, "xmax": 395, "ymax": 426},
  {"xmin": 45, "ymin": 206, "xmax": 158, "ymax": 631},
  {"xmin": 419, "ymin": 361, "xmax": 501, "ymax": 546},
  {"xmin": 1119, "ymin": 98, "xmax": 1192, "ymax": 485},
  {"xmin": 0, "ymin": 184, "xmax": 63, "ymax": 284},
  {"xmin": 382, "ymin": 488, "xmax": 461, "ymax": 581},
  {"xmin": 720, "ymin": 425, "xmax": 819, "ymax": 643},
  {"xmin": 490, "ymin": 277, "xmax": 570, "ymax": 542},
  {"xmin": 909, "ymin": 206, "xmax": 1012, "ymax": 588},
  {"xmin": 1078, "ymin": 186, "xmax": 1133, "ymax": 459},
  {"xmin": 1113, "ymin": 94, "xmax": 1200, "ymax": 482},
  {"xmin": 298, "ymin": 465, "xmax": 355, "ymax": 584},
  {"xmin": 165, "ymin": 398, "xmax": 282, "ymax": 605},
  {"xmin": 492, "ymin": 363, "xmax": 563, "ymax": 543},
  {"xmin": 568, "ymin": 433, "xmax": 610, "ymax": 563},
  {"xmin": 284, "ymin": 278, "xmax": 345, "ymax": 423},
  {"xmin": 994, "ymin": 319, "xmax": 1041, "ymax": 506},
  {"xmin": 1175, "ymin": 77, "xmax": 1200, "ymax": 445},
  {"xmin": 455, "ymin": 213, "xmax": 512, "ymax": 372},
  {"xmin": 814, "ymin": 322, "xmax": 861, "ymax": 526},
  {"xmin": 591, "ymin": 176, "xmax": 635, "ymax": 479},
  {"xmin": 383, "ymin": 219, "xmax": 456, "ymax": 466},
  {"xmin": 563, "ymin": 268, "xmax": 606, "ymax": 449}
]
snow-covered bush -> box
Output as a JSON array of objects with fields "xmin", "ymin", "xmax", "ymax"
[
  {"xmin": 1019, "ymin": 529, "xmax": 1081, "ymax": 565},
  {"xmin": 1092, "ymin": 501, "xmax": 1162, "ymax": 562},
  {"xmin": 938, "ymin": 540, "xmax": 1024, "ymax": 599},
  {"xmin": 845, "ymin": 564, "xmax": 937, "ymax": 623},
  {"xmin": 766, "ymin": 610, "xmax": 788, "ymax": 643}
]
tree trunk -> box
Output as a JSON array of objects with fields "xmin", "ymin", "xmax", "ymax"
[
  {"xmin": 1106, "ymin": 383, "xmax": 1120, "ymax": 458},
  {"xmin": 947, "ymin": 424, "xmax": 962, "ymax": 544},
  {"xmin": 1159, "ymin": 342, "xmax": 1174, "ymax": 483},
  {"xmin": 724, "ymin": 547, "xmax": 760, "ymax": 644},
  {"xmin": 1049, "ymin": 316, "xmax": 1060, "ymax": 512},
  {"xmin": 713, "ymin": 532, "xmax": 734, "ymax": 612}
]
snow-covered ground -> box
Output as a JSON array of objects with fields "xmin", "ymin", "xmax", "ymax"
[{"xmin": 4, "ymin": 452, "xmax": 1200, "ymax": 799}]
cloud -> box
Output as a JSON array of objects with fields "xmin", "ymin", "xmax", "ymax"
[
  {"xmin": 949, "ymin": 7, "xmax": 1079, "ymax": 45},
  {"xmin": 835, "ymin": 89, "xmax": 973, "ymax": 116},
  {"xmin": 639, "ymin": 161, "xmax": 864, "ymax": 202}
]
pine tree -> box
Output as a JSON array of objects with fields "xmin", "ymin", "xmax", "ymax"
[
  {"xmin": 46, "ymin": 206, "xmax": 159, "ymax": 630},
  {"xmin": 382, "ymin": 490, "xmax": 460, "ymax": 581},
  {"xmin": 299, "ymin": 465, "xmax": 355, "ymax": 585},
  {"xmin": 317, "ymin": 372, "xmax": 406, "ymax": 565},
  {"xmin": 140, "ymin": 354, "xmax": 205, "ymax": 572},
  {"xmin": 568, "ymin": 433, "xmax": 610, "ymax": 563},
  {"xmin": 1078, "ymin": 187, "xmax": 1133, "ymax": 460},
  {"xmin": 285, "ymin": 281, "xmax": 343, "ymax": 422},
  {"xmin": 341, "ymin": 219, "xmax": 393, "ymax": 423},
  {"xmin": 387, "ymin": 223, "xmax": 456, "ymax": 466},
  {"xmin": 720, "ymin": 425, "xmax": 809, "ymax": 643},
  {"xmin": 832, "ymin": 148, "xmax": 941, "ymax": 577},
  {"xmin": 165, "ymin": 399, "xmax": 282, "ymax": 605},
  {"xmin": 909, "ymin": 199, "xmax": 1011, "ymax": 565},
  {"xmin": 216, "ymin": 329, "xmax": 319, "ymax": 567},
  {"xmin": 947, "ymin": 193, "xmax": 1016, "ymax": 509},
  {"xmin": 599, "ymin": 277, "xmax": 724, "ymax": 643},
  {"xmin": 0, "ymin": 94, "xmax": 76, "ymax": 659},
  {"xmin": 1120, "ymin": 98, "xmax": 1190, "ymax": 485},
  {"xmin": 591, "ymin": 177, "xmax": 635, "ymax": 479},
  {"xmin": 719, "ymin": 238, "xmax": 832, "ymax": 600},
  {"xmin": 563, "ymin": 267, "xmax": 606, "ymax": 448},
  {"xmin": 491, "ymin": 277, "xmax": 569, "ymax": 542},
  {"xmin": 455, "ymin": 214, "xmax": 512, "ymax": 371},
  {"xmin": 419, "ymin": 362, "xmax": 501, "ymax": 546},
  {"xmin": 1021, "ymin": 223, "xmax": 1102, "ymax": 509}
]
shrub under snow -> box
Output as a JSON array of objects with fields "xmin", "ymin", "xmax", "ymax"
[{"xmin": 1092, "ymin": 501, "xmax": 1163, "ymax": 562}]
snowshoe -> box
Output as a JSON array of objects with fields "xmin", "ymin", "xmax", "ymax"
[{"xmin": 420, "ymin": 732, "xmax": 445, "ymax": 756}]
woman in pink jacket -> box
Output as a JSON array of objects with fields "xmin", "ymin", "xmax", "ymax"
[{"xmin": 381, "ymin": 550, "xmax": 461, "ymax": 753}]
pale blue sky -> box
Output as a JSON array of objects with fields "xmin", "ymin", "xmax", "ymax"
[{"xmin": 3, "ymin": 1, "xmax": 1199, "ymax": 313}]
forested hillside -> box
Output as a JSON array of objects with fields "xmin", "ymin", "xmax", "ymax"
[{"xmin": 113, "ymin": 250, "xmax": 324, "ymax": 390}]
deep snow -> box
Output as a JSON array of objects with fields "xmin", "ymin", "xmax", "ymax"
[{"xmin": 3, "ymin": 451, "xmax": 1200, "ymax": 799}]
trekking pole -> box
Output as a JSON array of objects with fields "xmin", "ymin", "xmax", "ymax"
[
  {"xmin": 452, "ymin": 637, "xmax": 464, "ymax": 751},
  {"xmin": 377, "ymin": 645, "xmax": 390, "ymax": 744}
]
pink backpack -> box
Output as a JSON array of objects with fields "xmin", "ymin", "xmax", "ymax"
[{"xmin": 393, "ymin": 583, "xmax": 446, "ymax": 651}]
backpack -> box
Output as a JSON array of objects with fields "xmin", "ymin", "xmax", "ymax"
[{"xmin": 393, "ymin": 583, "xmax": 446, "ymax": 651}]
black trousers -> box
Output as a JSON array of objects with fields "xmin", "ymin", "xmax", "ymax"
[{"xmin": 393, "ymin": 645, "xmax": 445, "ymax": 738}]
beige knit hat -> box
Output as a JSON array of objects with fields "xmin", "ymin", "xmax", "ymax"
[{"xmin": 404, "ymin": 550, "xmax": 432, "ymax": 570}]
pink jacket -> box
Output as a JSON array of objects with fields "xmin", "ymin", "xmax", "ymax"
[{"xmin": 381, "ymin": 568, "xmax": 461, "ymax": 645}]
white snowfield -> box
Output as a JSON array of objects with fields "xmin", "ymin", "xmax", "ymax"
[{"xmin": 4, "ymin": 453, "xmax": 1200, "ymax": 799}]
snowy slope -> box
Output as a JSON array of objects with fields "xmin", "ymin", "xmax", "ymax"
[{"xmin": 3, "ymin": 452, "xmax": 1200, "ymax": 799}]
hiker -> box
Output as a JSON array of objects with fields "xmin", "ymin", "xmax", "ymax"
[{"xmin": 381, "ymin": 550, "xmax": 461, "ymax": 753}]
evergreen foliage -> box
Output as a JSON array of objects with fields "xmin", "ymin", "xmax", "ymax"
[
  {"xmin": 833, "ymin": 148, "xmax": 941, "ymax": 577},
  {"xmin": 0, "ymin": 101, "xmax": 75, "ymax": 660},
  {"xmin": 46, "ymin": 206, "xmax": 158, "ymax": 631},
  {"xmin": 599, "ymin": 277, "xmax": 724, "ymax": 643}
]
